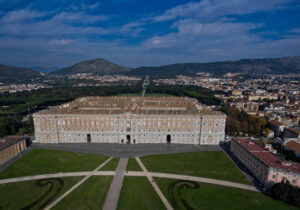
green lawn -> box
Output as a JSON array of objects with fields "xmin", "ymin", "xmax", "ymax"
[
  {"xmin": 53, "ymin": 176, "xmax": 113, "ymax": 210},
  {"xmin": 117, "ymin": 177, "xmax": 165, "ymax": 210},
  {"xmin": 99, "ymin": 158, "xmax": 119, "ymax": 171},
  {"xmin": 0, "ymin": 177, "xmax": 81, "ymax": 209},
  {"xmin": 155, "ymin": 178, "xmax": 297, "ymax": 210},
  {"xmin": 141, "ymin": 151, "xmax": 249, "ymax": 184},
  {"xmin": 0, "ymin": 149, "xmax": 108, "ymax": 179},
  {"xmin": 126, "ymin": 158, "xmax": 142, "ymax": 171}
]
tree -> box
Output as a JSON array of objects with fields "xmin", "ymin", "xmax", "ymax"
[
  {"xmin": 264, "ymin": 128, "xmax": 270, "ymax": 137},
  {"xmin": 271, "ymin": 181, "xmax": 300, "ymax": 207}
]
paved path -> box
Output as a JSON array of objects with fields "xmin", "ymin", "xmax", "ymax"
[
  {"xmin": 125, "ymin": 172, "xmax": 257, "ymax": 191},
  {"xmin": 103, "ymin": 158, "xmax": 128, "ymax": 210},
  {"xmin": 136, "ymin": 157, "xmax": 173, "ymax": 210},
  {"xmin": 45, "ymin": 157, "xmax": 113, "ymax": 210},
  {"xmin": 0, "ymin": 171, "xmax": 115, "ymax": 184},
  {"xmin": 150, "ymin": 172, "xmax": 257, "ymax": 192},
  {"xmin": 0, "ymin": 171, "xmax": 257, "ymax": 192}
]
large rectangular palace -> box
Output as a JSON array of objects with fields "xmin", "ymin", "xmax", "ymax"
[{"xmin": 33, "ymin": 96, "xmax": 226, "ymax": 145}]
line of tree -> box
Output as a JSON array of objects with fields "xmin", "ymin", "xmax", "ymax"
[
  {"xmin": 271, "ymin": 181, "xmax": 300, "ymax": 207},
  {"xmin": 219, "ymin": 106, "xmax": 268, "ymax": 136}
]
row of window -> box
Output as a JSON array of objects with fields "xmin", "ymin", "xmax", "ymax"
[{"xmin": 38, "ymin": 119, "xmax": 224, "ymax": 128}]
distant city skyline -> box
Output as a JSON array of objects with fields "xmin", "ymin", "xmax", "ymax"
[{"xmin": 0, "ymin": 0, "xmax": 300, "ymax": 68}]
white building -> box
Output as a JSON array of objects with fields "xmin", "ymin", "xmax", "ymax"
[{"xmin": 33, "ymin": 96, "xmax": 226, "ymax": 145}]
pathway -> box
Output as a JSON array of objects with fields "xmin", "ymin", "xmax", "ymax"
[
  {"xmin": 0, "ymin": 171, "xmax": 257, "ymax": 192},
  {"xmin": 136, "ymin": 157, "xmax": 173, "ymax": 210},
  {"xmin": 44, "ymin": 157, "xmax": 113, "ymax": 210},
  {"xmin": 103, "ymin": 158, "xmax": 128, "ymax": 210}
]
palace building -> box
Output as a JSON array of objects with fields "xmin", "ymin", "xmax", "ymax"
[{"xmin": 33, "ymin": 96, "xmax": 226, "ymax": 145}]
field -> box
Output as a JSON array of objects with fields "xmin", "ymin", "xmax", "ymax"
[
  {"xmin": 117, "ymin": 177, "xmax": 165, "ymax": 210},
  {"xmin": 141, "ymin": 151, "xmax": 250, "ymax": 184},
  {"xmin": 0, "ymin": 177, "xmax": 82, "ymax": 209},
  {"xmin": 0, "ymin": 149, "xmax": 108, "ymax": 179},
  {"xmin": 99, "ymin": 158, "xmax": 119, "ymax": 171},
  {"xmin": 126, "ymin": 158, "xmax": 142, "ymax": 171},
  {"xmin": 155, "ymin": 178, "xmax": 297, "ymax": 210},
  {"xmin": 53, "ymin": 176, "xmax": 113, "ymax": 210}
]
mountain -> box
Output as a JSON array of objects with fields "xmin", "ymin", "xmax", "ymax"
[
  {"xmin": 0, "ymin": 64, "xmax": 44, "ymax": 82},
  {"xmin": 128, "ymin": 56, "xmax": 300, "ymax": 78},
  {"xmin": 51, "ymin": 58, "xmax": 130, "ymax": 75}
]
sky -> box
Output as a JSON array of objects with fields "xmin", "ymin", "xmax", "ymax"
[{"xmin": 0, "ymin": 0, "xmax": 300, "ymax": 69}]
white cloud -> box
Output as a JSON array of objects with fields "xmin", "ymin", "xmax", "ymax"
[
  {"xmin": 0, "ymin": 9, "xmax": 110, "ymax": 37},
  {"xmin": 50, "ymin": 39, "xmax": 76, "ymax": 45},
  {"xmin": 51, "ymin": 11, "xmax": 108, "ymax": 24},
  {"xmin": 70, "ymin": 3, "xmax": 101, "ymax": 11},
  {"xmin": 144, "ymin": 19, "xmax": 262, "ymax": 49},
  {"xmin": 153, "ymin": 0, "xmax": 295, "ymax": 22},
  {"xmin": 0, "ymin": 8, "xmax": 46, "ymax": 23}
]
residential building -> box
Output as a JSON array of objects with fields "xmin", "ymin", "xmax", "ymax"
[
  {"xmin": 230, "ymin": 138, "xmax": 300, "ymax": 188},
  {"xmin": 0, "ymin": 136, "xmax": 27, "ymax": 165}
]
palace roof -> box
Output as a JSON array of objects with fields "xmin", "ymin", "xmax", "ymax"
[{"xmin": 35, "ymin": 96, "xmax": 223, "ymax": 116}]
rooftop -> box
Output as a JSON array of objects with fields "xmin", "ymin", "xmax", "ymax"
[
  {"xmin": 234, "ymin": 138, "xmax": 300, "ymax": 174},
  {"xmin": 285, "ymin": 140, "xmax": 300, "ymax": 154},
  {"xmin": 0, "ymin": 136, "xmax": 25, "ymax": 151},
  {"xmin": 268, "ymin": 120, "xmax": 285, "ymax": 126},
  {"xmin": 35, "ymin": 96, "xmax": 221, "ymax": 116},
  {"xmin": 286, "ymin": 126, "xmax": 300, "ymax": 135}
]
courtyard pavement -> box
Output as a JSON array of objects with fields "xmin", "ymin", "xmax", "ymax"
[{"xmin": 31, "ymin": 142, "xmax": 222, "ymax": 158}]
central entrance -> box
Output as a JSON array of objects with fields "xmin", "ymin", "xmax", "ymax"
[
  {"xmin": 167, "ymin": 134, "xmax": 171, "ymax": 143},
  {"xmin": 126, "ymin": 135, "xmax": 131, "ymax": 144},
  {"xmin": 87, "ymin": 134, "xmax": 91, "ymax": 143}
]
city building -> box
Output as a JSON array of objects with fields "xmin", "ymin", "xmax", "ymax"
[
  {"xmin": 268, "ymin": 120, "xmax": 286, "ymax": 137},
  {"xmin": 33, "ymin": 96, "xmax": 226, "ymax": 145},
  {"xmin": 284, "ymin": 126, "xmax": 300, "ymax": 139},
  {"xmin": 284, "ymin": 139, "xmax": 300, "ymax": 158},
  {"xmin": 230, "ymin": 138, "xmax": 300, "ymax": 188},
  {"xmin": 0, "ymin": 136, "xmax": 27, "ymax": 165}
]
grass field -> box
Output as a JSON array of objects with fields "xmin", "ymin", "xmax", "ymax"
[
  {"xmin": 99, "ymin": 158, "xmax": 119, "ymax": 171},
  {"xmin": 126, "ymin": 158, "xmax": 142, "ymax": 171},
  {"xmin": 53, "ymin": 176, "xmax": 113, "ymax": 210},
  {"xmin": 0, "ymin": 177, "xmax": 81, "ymax": 209},
  {"xmin": 117, "ymin": 177, "xmax": 165, "ymax": 210},
  {"xmin": 141, "ymin": 151, "xmax": 249, "ymax": 184},
  {"xmin": 0, "ymin": 149, "xmax": 108, "ymax": 179},
  {"xmin": 155, "ymin": 178, "xmax": 297, "ymax": 210}
]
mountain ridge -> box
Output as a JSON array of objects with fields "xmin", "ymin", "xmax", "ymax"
[
  {"xmin": 51, "ymin": 58, "xmax": 130, "ymax": 75},
  {"xmin": 1, "ymin": 56, "xmax": 299, "ymax": 82},
  {"xmin": 0, "ymin": 64, "xmax": 44, "ymax": 82},
  {"xmin": 127, "ymin": 56, "xmax": 300, "ymax": 77}
]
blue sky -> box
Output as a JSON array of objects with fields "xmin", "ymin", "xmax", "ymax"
[{"xmin": 0, "ymin": 0, "xmax": 300, "ymax": 69}]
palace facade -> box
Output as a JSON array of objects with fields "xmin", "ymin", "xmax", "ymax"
[{"xmin": 33, "ymin": 96, "xmax": 226, "ymax": 145}]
